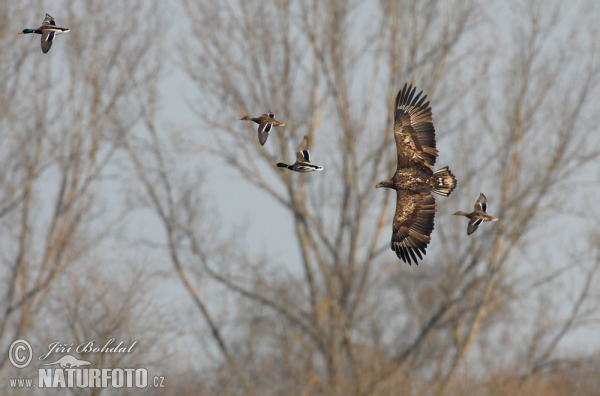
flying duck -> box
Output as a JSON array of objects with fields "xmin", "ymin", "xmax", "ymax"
[
  {"xmin": 273, "ymin": 135, "xmax": 323, "ymax": 172},
  {"xmin": 453, "ymin": 193, "xmax": 498, "ymax": 235},
  {"xmin": 240, "ymin": 113, "xmax": 285, "ymax": 146},
  {"xmin": 19, "ymin": 13, "xmax": 70, "ymax": 53}
]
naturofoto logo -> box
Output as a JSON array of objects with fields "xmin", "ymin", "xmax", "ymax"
[{"xmin": 7, "ymin": 338, "xmax": 165, "ymax": 390}]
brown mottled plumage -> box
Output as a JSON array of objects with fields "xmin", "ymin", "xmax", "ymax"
[
  {"xmin": 377, "ymin": 83, "xmax": 457, "ymax": 265},
  {"xmin": 454, "ymin": 193, "xmax": 498, "ymax": 235},
  {"xmin": 239, "ymin": 112, "xmax": 285, "ymax": 146}
]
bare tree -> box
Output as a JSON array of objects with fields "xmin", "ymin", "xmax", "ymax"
[
  {"xmin": 156, "ymin": 0, "xmax": 487, "ymax": 393},
  {"xmin": 0, "ymin": 0, "xmax": 162, "ymax": 376},
  {"xmin": 5, "ymin": 260, "xmax": 173, "ymax": 396},
  {"xmin": 164, "ymin": 0, "xmax": 600, "ymax": 394},
  {"xmin": 3, "ymin": 0, "xmax": 597, "ymax": 395},
  {"xmin": 429, "ymin": 2, "xmax": 600, "ymax": 393}
]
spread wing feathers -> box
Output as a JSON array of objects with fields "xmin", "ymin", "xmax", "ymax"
[
  {"xmin": 394, "ymin": 83, "xmax": 438, "ymax": 169},
  {"xmin": 257, "ymin": 114, "xmax": 278, "ymax": 145},
  {"xmin": 475, "ymin": 193, "xmax": 487, "ymax": 212},
  {"xmin": 43, "ymin": 14, "xmax": 56, "ymax": 26},
  {"xmin": 41, "ymin": 32, "xmax": 54, "ymax": 53},
  {"xmin": 391, "ymin": 192, "xmax": 436, "ymax": 265},
  {"xmin": 258, "ymin": 122, "xmax": 272, "ymax": 146},
  {"xmin": 467, "ymin": 218, "xmax": 483, "ymax": 235},
  {"xmin": 295, "ymin": 136, "xmax": 310, "ymax": 162}
]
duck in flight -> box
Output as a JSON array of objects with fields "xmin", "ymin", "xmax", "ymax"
[
  {"xmin": 453, "ymin": 193, "xmax": 498, "ymax": 235},
  {"xmin": 240, "ymin": 113, "xmax": 285, "ymax": 146},
  {"xmin": 19, "ymin": 13, "xmax": 70, "ymax": 53},
  {"xmin": 273, "ymin": 135, "xmax": 323, "ymax": 172}
]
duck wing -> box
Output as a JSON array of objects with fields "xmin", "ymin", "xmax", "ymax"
[
  {"xmin": 257, "ymin": 121, "xmax": 272, "ymax": 145},
  {"xmin": 394, "ymin": 83, "xmax": 438, "ymax": 169},
  {"xmin": 257, "ymin": 113, "xmax": 282, "ymax": 145},
  {"xmin": 467, "ymin": 217, "xmax": 483, "ymax": 235},
  {"xmin": 391, "ymin": 191, "xmax": 436, "ymax": 265},
  {"xmin": 41, "ymin": 31, "xmax": 54, "ymax": 53},
  {"xmin": 474, "ymin": 193, "xmax": 488, "ymax": 213},
  {"xmin": 42, "ymin": 14, "xmax": 56, "ymax": 26},
  {"xmin": 295, "ymin": 135, "xmax": 310, "ymax": 163}
]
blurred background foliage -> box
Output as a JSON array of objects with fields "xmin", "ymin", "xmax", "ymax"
[{"xmin": 1, "ymin": 0, "xmax": 600, "ymax": 395}]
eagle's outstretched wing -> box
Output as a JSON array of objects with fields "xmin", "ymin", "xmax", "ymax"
[
  {"xmin": 394, "ymin": 83, "xmax": 438, "ymax": 169},
  {"xmin": 391, "ymin": 190, "xmax": 436, "ymax": 265}
]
